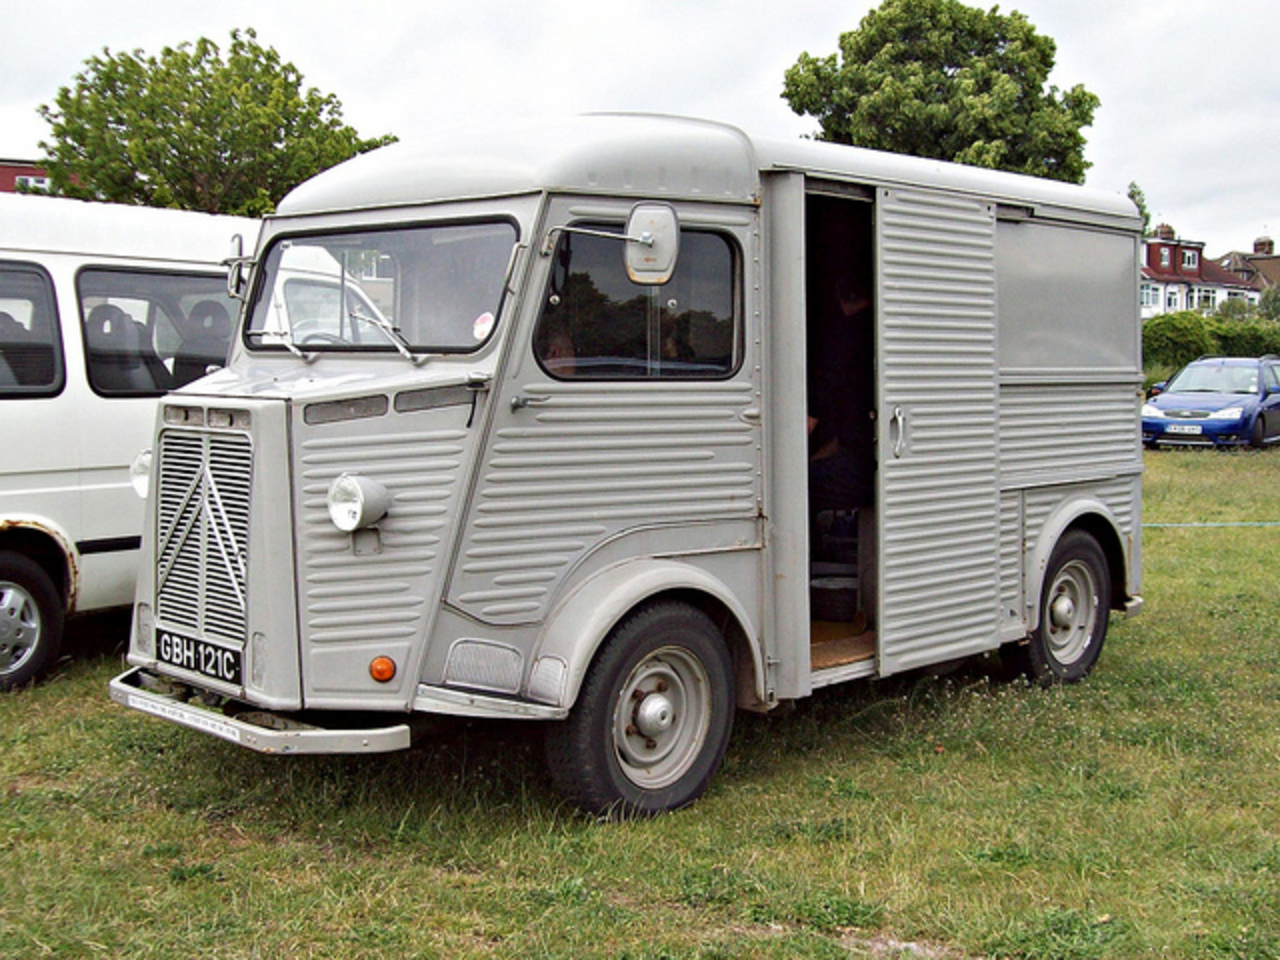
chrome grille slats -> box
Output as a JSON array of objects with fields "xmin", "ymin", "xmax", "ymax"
[{"xmin": 155, "ymin": 429, "xmax": 253, "ymax": 644}]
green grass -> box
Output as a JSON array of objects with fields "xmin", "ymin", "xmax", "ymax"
[{"xmin": 3, "ymin": 449, "xmax": 1279, "ymax": 958}]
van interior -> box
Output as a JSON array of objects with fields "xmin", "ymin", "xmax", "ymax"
[{"xmin": 804, "ymin": 191, "xmax": 878, "ymax": 671}]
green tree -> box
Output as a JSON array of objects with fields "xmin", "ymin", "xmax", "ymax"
[
  {"xmin": 37, "ymin": 28, "xmax": 395, "ymax": 215},
  {"xmin": 782, "ymin": 0, "xmax": 1098, "ymax": 183},
  {"xmin": 1260, "ymin": 286, "xmax": 1280, "ymax": 322},
  {"xmin": 1127, "ymin": 181, "xmax": 1151, "ymax": 236}
]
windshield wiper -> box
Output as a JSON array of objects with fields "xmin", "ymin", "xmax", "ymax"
[
  {"xmin": 349, "ymin": 306, "xmax": 421, "ymax": 364},
  {"xmin": 245, "ymin": 327, "xmax": 315, "ymax": 362}
]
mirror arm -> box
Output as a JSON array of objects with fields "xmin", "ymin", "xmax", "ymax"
[{"xmin": 539, "ymin": 225, "xmax": 653, "ymax": 257}]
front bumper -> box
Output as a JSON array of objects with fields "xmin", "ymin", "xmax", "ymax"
[
  {"xmin": 1142, "ymin": 419, "xmax": 1248, "ymax": 447},
  {"xmin": 109, "ymin": 667, "xmax": 412, "ymax": 754}
]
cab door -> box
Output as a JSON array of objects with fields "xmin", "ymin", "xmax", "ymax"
[{"xmin": 874, "ymin": 187, "xmax": 1002, "ymax": 673}]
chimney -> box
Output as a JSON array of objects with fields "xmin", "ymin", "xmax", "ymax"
[
  {"xmin": 1255, "ymin": 236, "xmax": 1274, "ymax": 256},
  {"xmin": 1154, "ymin": 223, "xmax": 1176, "ymax": 240}
]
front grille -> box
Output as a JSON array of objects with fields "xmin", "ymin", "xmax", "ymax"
[
  {"xmin": 1165, "ymin": 409, "xmax": 1210, "ymax": 419},
  {"xmin": 155, "ymin": 430, "xmax": 253, "ymax": 644}
]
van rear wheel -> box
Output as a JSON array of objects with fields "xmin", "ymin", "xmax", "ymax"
[
  {"xmin": 0, "ymin": 552, "xmax": 64, "ymax": 691},
  {"xmin": 544, "ymin": 601, "xmax": 734, "ymax": 817},
  {"xmin": 1009, "ymin": 530, "xmax": 1110, "ymax": 685}
]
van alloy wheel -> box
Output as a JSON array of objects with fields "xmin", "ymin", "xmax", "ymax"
[{"xmin": 0, "ymin": 552, "xmax": 64, "ymax": 691}]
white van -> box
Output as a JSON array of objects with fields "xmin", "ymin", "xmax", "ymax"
[
  {"xmin": 112, "ymin": 115, "xmax": 1144, "ymax": 814},
  {"xmin": 1, "ymin": 193, "xmax": 257, "ymax": 689}
]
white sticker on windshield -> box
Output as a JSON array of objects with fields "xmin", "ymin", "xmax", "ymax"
[{"xmin": 473, "ymin": 312, "xmax": 495, "ymax": 341}]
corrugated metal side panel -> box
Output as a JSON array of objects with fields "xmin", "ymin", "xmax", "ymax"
[
  {"xmin": 1000, "ymin": 383, "xmax": 1142, "ymax": 484},
  {"xmin": 877, "ymin": 188, "xmax": 1001, "ymax": 673},
  {"xmin": 452, "ymin": 381, "xmax": 759, "ymax": 624},
  {"xmin": 1025, "ymin": 477, "xmax": 1139, "ymax": 553},
  {"xmin": 296, "ymin": 426, "xmax": 467, "ymax": 648}
]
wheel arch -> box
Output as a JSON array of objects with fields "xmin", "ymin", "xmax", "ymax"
[
  {"xmin": 1026, "ymin": 500, "xmax": 1130, "ymax": 633},
  {"xmin": 529, "ymin": 558, "xmax": 765, "ymax": 714},
  {"xmin": 0, "ymin": 517, "xmax": 77, "ymax": 613}
]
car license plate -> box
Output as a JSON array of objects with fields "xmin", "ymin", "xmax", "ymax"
[
  {"xmin": 156, "ymin": 630, "xmax": 242, "ymax": 685},
  {"xmin": 1167, "ymin": 424, "xmax": 1202, "ymax": 435}
]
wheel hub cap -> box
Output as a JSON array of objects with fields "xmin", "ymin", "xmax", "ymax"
[
  {"xmin": 1051, "ymin": 594, "xmax": 1076, "ymax": 629},
  {"xmin": 634, "ymin": 692, "xmax": 675, "ymax": 738}
]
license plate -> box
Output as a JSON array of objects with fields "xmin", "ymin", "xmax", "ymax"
[
  {"xmin": 1167, "ymin": 424, "xmax": 1202, "ymax": 435},
  {"xmin": 156, "ymin": 630, "xmax": 242, "ymax": 686}
]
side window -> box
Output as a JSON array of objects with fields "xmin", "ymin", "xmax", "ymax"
[
  {"xmin": 0, "ymin": 261, "xmax": 63, "ymax": 397},
  {"xmin": 534, "ymin": 226, "xmax": 739, "ymax": 379},
  {"xmin": 79, "ymin": 269, "xmax": 238, "ymax": 396},
  {"xmin": 1266, "ymin": 364, "xmax": 1280, "ymax": 391}
]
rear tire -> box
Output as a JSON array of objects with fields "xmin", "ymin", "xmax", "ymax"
[
  {"xmin": 1007, "ymin": 531, "xmax": 1110, "ymax": 685},
  {"xmin": 545, "ymin": 601, "xmax": 734, "ymax": 817},
  {"xmin": 0, "ymin": 552, "xmax": 64, "ymax": 691}
]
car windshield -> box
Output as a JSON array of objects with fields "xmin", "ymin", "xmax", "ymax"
[
  {"xmin": 245, "ymin": 221, "xmax": 517, "ymax": 353},
  {"xmin": 1166, "ymin": 363, "xmax": 1258, "ymax": 395}
]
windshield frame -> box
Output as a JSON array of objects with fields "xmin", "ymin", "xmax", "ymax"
[{"xmin": 242, "ymin": 215, "xmax": 521, "ymax": 357}]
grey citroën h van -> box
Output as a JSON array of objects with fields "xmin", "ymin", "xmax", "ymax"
[{"xmin": 111, "ymin": 115, "xmax": 1143, "ymax": 815}]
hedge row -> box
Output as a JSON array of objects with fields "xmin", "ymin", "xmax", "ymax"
[{"xmin": 1143, "ymin": 311, "xmax": 1280, "ymax": 372}]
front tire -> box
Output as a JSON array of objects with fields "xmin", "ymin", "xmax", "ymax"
[
  {"xmin": 0, "ymin": 552, "xmax": 65, "ymax": 691},
  {"xmin": 1250, "ymin": 414, "xmax": 1266, "ymax": 449},
  {"xmin": 1008, "ymin": 531, "xmax": 1110, "ymax": 685},
  {"xmin": 545, "ymin": 601, "xmax": 734, "ymax": 817}
]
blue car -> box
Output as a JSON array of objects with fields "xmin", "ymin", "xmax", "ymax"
[{"xmin": 1143, "ymin": 355, "xmax": 1280, "ymax": 448}]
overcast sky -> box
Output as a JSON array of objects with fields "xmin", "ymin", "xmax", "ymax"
[{"xmin": 3, "ymin": 0, "xmax": 1276, "ymax": 255}]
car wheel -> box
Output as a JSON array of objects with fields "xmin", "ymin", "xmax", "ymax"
[
  {"xmin": 0, "ymin": 551, "xmax": 65, "ymax": 691},
  {"xmin": 1008, "ymin": 531, "xmax": 1111, "ymax": 686},
  {"xmin": 1250, "ymin": 414, "xmax": 1266, "ymax": 448},
  {"xmin": 545, "ymin": 601, "xmax": 734, "ymax": 817}
]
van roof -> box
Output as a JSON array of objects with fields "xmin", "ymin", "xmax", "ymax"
[
  {"xmin": 0, "ymin": 193, "xmax": 258, "ymax": 264},
  {"xmin": 277, "ymin": 113, "xmax": 1140, "ymax": 230}
]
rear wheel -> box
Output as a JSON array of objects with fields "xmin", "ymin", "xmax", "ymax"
[
  {"xmin": 1006, "ymin": 531, "xmax": 1110, "ymax": 685},
  {"xmin": 545, "ymin": 601, "xmax": 734, "ymax": 817},
  {"xmin": 0, "ymin": 552, "xmax": 64, "ymax": 691}
]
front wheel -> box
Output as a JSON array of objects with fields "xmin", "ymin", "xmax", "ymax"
[
  {"xmin": 545, "ymin": 601, "xmax": 734, "ymax": 817},
  {"xmin": 1008, "ymin": 531, "xmax": 1111, "ymax": 685},
  {"xmin": 0, "ymin": 552, "xmax": 65, "ymax": 691},
  {"xmin": 1250, "ymin": 414, "xmax": 1267, "ymax": 449}
]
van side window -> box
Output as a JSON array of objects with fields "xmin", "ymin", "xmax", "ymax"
[
  {"xmin": 78, "ymin": 269, "xmax": 239, "ymax": 395},
  {"xmin": 535, "ymin": 226, "xmax": 738, "ymax": 379},
  {"xmin": 0, "ymin": 261, "xmax": 63, "ymax": 397}
]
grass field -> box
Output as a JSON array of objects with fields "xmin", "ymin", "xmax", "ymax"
[{"xmin": 2, "ymin": 450, "xmax": 1278, "ymax": 959}]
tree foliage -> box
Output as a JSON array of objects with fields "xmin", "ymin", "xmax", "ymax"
[
  {"xmin": 782, "ymin": 0, "xmax": 1098, "ymax": 183},
  {"xmin": 38, "ymin": 28, "xmax": 395, "ymax": 215}
]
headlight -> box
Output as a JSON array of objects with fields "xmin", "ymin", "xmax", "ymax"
[
  {"xmin": 326, "ymin": 474, "xmax": 390, "ymax": 532},
  {"xmin": 1207, "ymin": 406, "xmax": 1244, "ymax": 421},
  {"xmin": 1141, "ymin": 403, "xmax": 1164, "ymax": 419},
  {"xmin": 130, "ymin": 449, "xmax": 152, "ymax": 499}
]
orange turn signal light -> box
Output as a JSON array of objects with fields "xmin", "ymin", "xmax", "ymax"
[{"xmin": 369, "ymin": 656, "xmax": 397, "ymax": 683}]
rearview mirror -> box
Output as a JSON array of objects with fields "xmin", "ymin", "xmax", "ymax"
[
  {"xmin": 624, "ymin": 203, "xmax": 679, "ymax": 285},
  {"xmin": 225, "ymin": 234, "xmax": 251, "ymax": 301}
]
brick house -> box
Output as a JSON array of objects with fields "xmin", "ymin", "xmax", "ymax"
[
  {"xmin": 1217, "ymin": 236, "xmax": 1280, "ymax": 292},
  {"xmin": 1140, "ymin": 224, "xmax": 1259, "ymax": 319},
  {"xmin": 0, "ymin": 159, "xmax": 50, "ymax": 193}
]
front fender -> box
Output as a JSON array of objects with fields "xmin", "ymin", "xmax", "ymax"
[
  {"xmin": 525, "ymin": 558, "xmax": 762, "ymax": 711},
  {"xmin": 0, "ymin": 514, "xmax": 80, "ymax": 612}
]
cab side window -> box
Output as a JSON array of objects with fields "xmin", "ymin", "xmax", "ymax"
[
  {"xmin": 0, "ymin": 261, "xmax": 63, "ymax": 397},
  {"xmin": 534, "ymin": 226, "xmax": 738, "ymax": 379},
  {"xmin": 78, "ymin": 269, "xmax": 238, "ymax": 396}
]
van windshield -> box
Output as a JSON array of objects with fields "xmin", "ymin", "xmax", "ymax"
[{"xmin": 245, "ymin": 221, "xmax": 517, "ymax": 353}]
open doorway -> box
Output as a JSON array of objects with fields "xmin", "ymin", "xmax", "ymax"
[{"xmin": 805, "ymin": 191, "xmax": 877, "ymax": 667}]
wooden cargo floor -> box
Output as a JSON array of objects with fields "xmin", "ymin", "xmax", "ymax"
[{"xmin": 810, "ymin": 619, "xmax": 876, "ymax": 670}]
